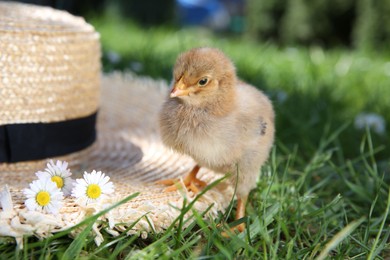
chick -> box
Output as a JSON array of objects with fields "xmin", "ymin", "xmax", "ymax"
[{"xmin": 158, "ymin": 47, "xmax": 275, "ymax": 232}]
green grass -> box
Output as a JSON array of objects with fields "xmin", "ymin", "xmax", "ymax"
[
  {"xmin": 2, "ymin": 129, "xmax": 389, "ymax": 258},
  {"xmin": 2, "ymin": 13, "xmax": 390, "ymax": 259}
]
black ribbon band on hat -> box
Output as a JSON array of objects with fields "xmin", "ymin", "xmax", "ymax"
[{"xmin": 0, "ymin": 112, "xmax": 97, "ymax": 163}]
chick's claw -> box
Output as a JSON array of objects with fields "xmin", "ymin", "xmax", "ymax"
[
  {"xmin": 220, "ymin": 197, "xmax": 248, "ymax": 237},
  {"xmin": 221, "ymin": 223, "xmax": 246, "ymax": 238},
  {"xmin": 156, "ymin": 176, "xmax": 205, "ymax": 194},
  {"xmin": 156, "ymin": 178, "xmax": 182, "ymax": 192},
  {"xmin": 157, "ymin": 165, "xmax": 207, "ymax": 194}
]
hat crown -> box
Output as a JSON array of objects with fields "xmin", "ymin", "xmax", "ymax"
[{"xmin": 0, "ymin": 2, "xmax": 101, "ymax": 125}]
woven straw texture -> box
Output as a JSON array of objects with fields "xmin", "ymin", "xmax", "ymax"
[
  {"xmin": 0, "ymin": 73, "xmax": 234, "ymax": 246},
  {"xmin": 0, "ymin": 2, "xmax": 100, "ymax": 124}
]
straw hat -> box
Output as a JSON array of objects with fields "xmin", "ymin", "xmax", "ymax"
[{"xmin": 0, "ymin": 2, "xmax": 233, "ymax": 246}]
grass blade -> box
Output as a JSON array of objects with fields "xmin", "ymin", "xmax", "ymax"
[
  {"xmin": 367, "ymin": 186, "xmax": 390, "ymax": 260},
  {"xmin": 317, "ymin": 217, "xmax": 366, "ymax": 260},
  {"xmin": 62, "ymin": 221, "xmax": 94, "ymax": 258}
]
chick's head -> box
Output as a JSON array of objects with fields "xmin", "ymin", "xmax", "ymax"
[{"xmin": 170, "ymin": 47, "xmax": 237, "ymax": 104}]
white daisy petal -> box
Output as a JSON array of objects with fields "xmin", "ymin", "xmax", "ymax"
[
  {"xmin": 62, "ymin": 178, "xmax": 74, "ymax": 195},
  {"xmin": 75, "ymin": 178, "xmax": 85, "ymax": 185},
  {"xmin": 23, "ymin": 189, "xmax": 35, "ymax": 198},
  {"xmin": 35, "ymin": 171, "xmax": 50, "ymax": 179},
  {"xmin": 25, "ymin": 198, "xmax": 36, "ymax": 211},
  {"xmin": 45, "ymin": 204, "xmax": 54, "ymax": 214},
  {"xmin": 101, "ymin": 176, "xmax": 110, "ymax": 185},
  {"xmin": 29, "ymin": 181, "xmax": 40, "ymax": 193},
  {"xmin": 102, "ymin": 183, "xmax": 115, "ymax": 194}
]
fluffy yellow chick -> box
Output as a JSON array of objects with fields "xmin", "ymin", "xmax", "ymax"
[{"xmin": 158, "ymin": 47, "xmax": 275, "ymax": 232}]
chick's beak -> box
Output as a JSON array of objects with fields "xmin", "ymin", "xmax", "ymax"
[{"xmin": 170, "ymin": 78, "xmax": 189, "ymax": 98}]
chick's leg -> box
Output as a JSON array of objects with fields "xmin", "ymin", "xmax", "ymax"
[
  {"xmin": 221, "ymin": 196, "xmax": 248, "ymax": 237},
  {"xmin": 157, "ymin": 165, "xmax": 207, "ymax": 194},
  {"xmin": 234, "ymin": 196, "xmax": 248, "ymax": 232}
]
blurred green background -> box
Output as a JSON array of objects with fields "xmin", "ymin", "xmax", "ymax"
[
  {"xmin": 14, "ymin": 0, "xmax": 390, "ymax": 49},
  {"xmin": 11, "ymin": 0, "xmax": 390, "ymax": 166}
]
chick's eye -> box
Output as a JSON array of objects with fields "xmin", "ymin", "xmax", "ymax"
[{"xmin": 198, "ymin": 78, "xmax": 208, "ymax": 86}]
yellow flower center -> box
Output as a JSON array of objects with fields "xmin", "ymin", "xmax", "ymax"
[
  {"xmin": 36, "ymin": 191, "xmax": 51, "ymax": 206},
  {"xmin": 51, "ymin": 176, "xmax": 64, "ymax": 188},
  {"xmin": 86, "ymin": 184, "xmax": 101, "ymax": 199}
]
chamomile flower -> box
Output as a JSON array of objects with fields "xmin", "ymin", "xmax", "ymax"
[
  {"xmin": 36, "ymin": 160, "xmax": 73, "ymax": 196},
  {"xmin": 24, "ymin": 178, "xmax": 64, "ymax": 214},
  {"xmin": 72, "ymin": 170, "xmax": 114, "ymax": 206}
]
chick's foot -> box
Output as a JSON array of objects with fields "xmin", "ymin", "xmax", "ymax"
[
  {"xmin": 221, "ymin": 197, "xmax": 247, "ymax": 237},
  {"xmin": 157, "ymin": 165, "xmax": 207, "ymax": 194}
]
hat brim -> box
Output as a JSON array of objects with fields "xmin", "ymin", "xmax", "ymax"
[{"xmin": 0, "ymin": 73, "xmax": 233, "ymax": 245}]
